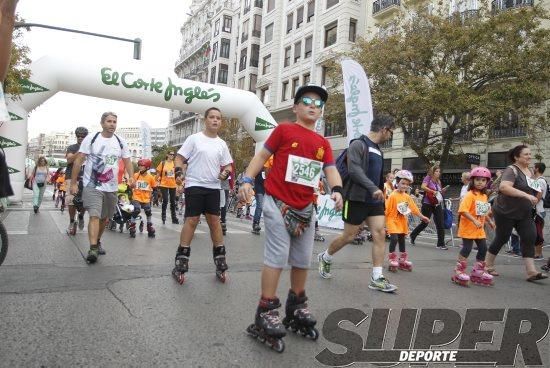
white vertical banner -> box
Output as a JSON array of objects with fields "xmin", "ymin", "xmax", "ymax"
[
  {"xmin": 316, "ymin": 194, "xmax": 344, "ymax": 230},
  {"xmin": 140, "ymin": 121, "xmax": 152, "ymax": 159},
  {"xmin": 341, "ymin": 59, "xmax": 373, "ymax": 145}
]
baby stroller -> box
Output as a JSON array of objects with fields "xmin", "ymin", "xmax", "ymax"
[{"xmin": 109, "ymin": 184, "xmax": 137, "ymax": 232}]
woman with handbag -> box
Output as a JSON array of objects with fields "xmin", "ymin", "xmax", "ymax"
[
  {"xmin": 29, "ymin": 156, "xmax": 49, "ymax": 213},
  {"xmin": 409, "ymin": 165, "xmax": 449, "ymax": 249}
]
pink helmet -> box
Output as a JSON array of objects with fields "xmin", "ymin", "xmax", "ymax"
[
  {"xmin": 470, "ymin": 166, "xmax": 491, "ymax": 179},
  {"xmin": 395, "ymin": 170, "xmax": 414, "ymax": 183}
]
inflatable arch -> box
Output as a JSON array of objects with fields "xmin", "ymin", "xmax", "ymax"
[{"xmin": 1, "ymin": 55, "xmax": 277, "ymax": 202}]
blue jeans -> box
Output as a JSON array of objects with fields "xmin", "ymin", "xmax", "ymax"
[
  {"xmin": 510, "ymin": 233, "xmax": 521, "ymax": 255},
  {"xmin": 253, "ymin": 193, "xmax": 264, "ymax": 223},
  {"xmin": 32, "ymin": 182, "xmax": 46, "ymax": 207}
]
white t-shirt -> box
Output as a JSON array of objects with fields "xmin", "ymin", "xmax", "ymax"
[
  {"xmin": 460, "ymin": 184, "xmax": 469, "ymax": 200},
  {"xmin": 535, "ymin": 176, "xmax": 547, "ymax": 214},
  {"xmin": 178, "ymin": 132, "xmax": 233, "ymax": 189},
  {"xmin": 79, "ymin": 133, "xmax": 130, "ymax": 192}
]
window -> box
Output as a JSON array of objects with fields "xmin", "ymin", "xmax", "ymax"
[
  {"xmin": 324, "ymin": 22, "xmax": 338, "ymax": 47},
  {"xmin": 223, "ymin": 16, "xmax": 232, "ymax": 33},
  {"xmin": 255, "ymin": 0, "xmax": 263, "ymax": 8},
  {"xmin": 250, "ymin": 44, "xmax": 260, "ymax": 67},
  {"xmin": 327, "ymin": 0, "xmax": 339, "ymax": 9},
  {"xmin": 267, "ymin": 0, "xmax": 275, "ymax": 12},
  {"xmin": 264, "ymin": 23, "xmax": 274, "ymax": 43},
  {"xmin": 294, "ymin": 41, "xmax": 301, "ymax": 63},
  {"xmin": 291, "ymin": 77, "xmax": 299, "ymax": 98},
  {"xmin": 220, "ymin": 38, "xmax": 230, "ymax": 58},
  {"xmin": 282, "ymin": 81, "xmax": 289, "ymax": 101},
  {"xmin": 488, "ymin": 152, "xmax": 512, "ymax": 168},
  {"xmin": 218, "ymin": 64, "xmax": 228, "ymax": 84},
  {"xmin": 304, "ymin": 36, "xmax": 313, "ymax": 58},
  {"xmin": 307, "ymin": 0, "xmax": 315, "ymax": 22},
  {"xmin": 284, "ymin": 46, "xmax": 291, "ymax": 67},
  {"xmin": 214, "ymin": 19, "xmax": 220, "ymax": 36},
  {"xmin": 249, "ymin": 74, "xmax": 257, "ymax": 91},
  {"xmin": 263, "ymin": 54, "xmax": 271, "ymax": 74},
  {"xmin": 303, "ymin": 73, "xmax": 310, "ymax": 85},
  {"xmin": 238, "ymin": 76, "xmax": 245, "ymax": 90},
  {"xmin": 210, "ymin": 67, "xmax": 216, "ymax": 84},
  {"xmin": 253, "ymin": 14, "xmax": 262, "ymax": 37},
  {"xmin": 296, "ymin": 6, "xmax": 304, "ymax": 28},
  {"xmin": 211, "ymin": 41, "xmax": 218, "ymax": 62},
  {"xmin": 261, "ymin": 87, "xmax": 270, "ymax": 104},
  {"xmin": 239, "ymin": 47, "xmax": 248, "ymax": 72},
  {"xmin": 244, "ymin": 0, "xmax": 251, "ymax": 14},
  {"xmin": 402, "ymin": 157, "xmax": 426, "ymax": 171},
  {"xmin": 287, "ymin": 13, "xmax": 293, "ymax": 33},
  {"xmin": 321, "ymin": 65, "xmax": 329, "ymax": 86},
  {"xmin": 242, "ymin": 19, "xmax": 249, "ymax": 42},
  {"xmin": 349, "ymin": 18, "xmax": 357, "ymax": 42}
]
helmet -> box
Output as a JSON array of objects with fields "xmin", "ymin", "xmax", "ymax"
[
  {"xmin": 470, "ymin": 167, "xmax": 491, "ymax": 179},
  {"xmin": 74, "ymin": 126, "xmax": 89, "ymax": 137},
  {"xmin": 137, "ymin": 158, "xmax": 152, "ymax": 169},
  {"xmin": 395, "ymin": 170, "xmax": 414, "ymax": 183}
]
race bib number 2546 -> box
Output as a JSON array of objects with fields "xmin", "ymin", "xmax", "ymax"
[{"xmin": 285, "ymin": 154, "xmax": 323, "ymax": 188}]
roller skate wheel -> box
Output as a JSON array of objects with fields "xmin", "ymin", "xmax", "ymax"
[
  {"xmin": 307, "ymin": 327, "xmax": 319, "ymax": 340},
  {"xmin": 269, "ymin": 338, "xmax": 285, "ymax": 353},
  {"xmin": 216, "ymin": 271, "xmax": 228, "ymax": 283},
  {"xmin": 388, "ymin": 266, "xmax": 397, "ymax": 272}
]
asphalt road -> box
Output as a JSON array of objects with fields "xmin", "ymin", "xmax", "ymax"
[{"xmin": 0, "ymin": 191, "xmax": 548, "ymax": 367}]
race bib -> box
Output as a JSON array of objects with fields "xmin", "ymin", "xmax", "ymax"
[
  {"xmin": 475, "ymin": 201, "xmax": 490, "ymax": 216},
  {"xmin": 526, "ymin": 177, "xmax": 542, "ymax": 192},
  {"xmin": 285, "ymin": 154, "xmax": 322, "ymax": 188},
  {"xmin": 137, "ymin": 181, "xmax": 149, "ymax": 190},
  {"xmin": 167, "ymin": 169, "xmax": 175, "ymax": 177},
  {"xmin": 397, "ymin": 201, "xmax": 411, "ymax": 216}
]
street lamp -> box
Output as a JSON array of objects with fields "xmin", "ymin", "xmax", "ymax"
[{"xmin": 14, "ymin": 23, "xmax": 142, "ymax": 60}]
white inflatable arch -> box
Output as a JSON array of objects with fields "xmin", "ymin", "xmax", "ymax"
[{"xmin": 1, "ymin": 55, "xmax": 277, "ymax": 202}]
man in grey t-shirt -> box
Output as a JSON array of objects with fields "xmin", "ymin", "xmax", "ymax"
[{"xmin": 65, "ymin": 126, "xmax": 88, "ymax": 236}]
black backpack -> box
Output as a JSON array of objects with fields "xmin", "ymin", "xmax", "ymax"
[{"xmin": 543, "ymin": 179, "xmax": 550, "ymax": 209}]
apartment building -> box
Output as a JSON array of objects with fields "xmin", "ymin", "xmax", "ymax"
[
  {"xmin": 150, "ymin": 127, "xmax": 167, "ymax": 147},
  {"xmin": 27, "ymin": 132, "xmax": 75, "ymax": 160}
]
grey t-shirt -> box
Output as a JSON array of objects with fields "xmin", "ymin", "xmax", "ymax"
[
  {"xmin": 64, "ymin": 143, "xmax": 80, "ymax": 178},
  {"xmin": 493, "ymin": 165, "xmax": 536, "ymax": 220}
]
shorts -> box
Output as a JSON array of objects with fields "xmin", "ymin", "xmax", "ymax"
[
  {"xmin": 342, "ymin": 200, "xmax": 385, "ymax": 225},
  {"xmin": 184, "ymin": 186, "xmax": 220, "ymax": 217},
  {"xmin": 263, "ymin": 195, "xmax": 316, "ymax": 269},
  {"xmin": 82, "ymin": 187, "xmax": 117, "ymax": 219}
]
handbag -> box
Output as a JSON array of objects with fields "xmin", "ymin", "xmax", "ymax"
[
  {"xmin": 443, "ymin": 200, "xmax": 453, "ymax": 229},
  {"xmin": 24, "ymin": 177, "xmax": 33, "ymax": 190}
]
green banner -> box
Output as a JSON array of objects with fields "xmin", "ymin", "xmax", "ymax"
[
  {"xmin": 0, "ymin": 136, "xmax": 21, "ymax": 149},
  {"xmin": 8, "ymin": 112, "xmax": 23, "ymax": 121},
  {"xmin": 255, "ymin": 117, "xmax": 276, "ymax": 131},
  {"xmin": 7, "ymin": 166, "xmax": 19, "ymax": 174},
  {"xmin": 20, "ymin": 79, "xmax": 49, "ymax": 94}
]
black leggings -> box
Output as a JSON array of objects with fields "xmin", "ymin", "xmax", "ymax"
[
  {"xmin": 410, "ymin": 203, "xmax": 445, "ymax": 247},
  {"xmin": 389, "ymin": 234, "xmax": 406, "ymax": 253},
  {"xmin": 460, "ymin": 238, "xmax": 487, "ymax": 261},
  {"xmin": 160, "ymin": 187, "xmax": 177, "ymax": 220},
  {"xmin": 488, "ymin": 210, "xmax": 536, "ymax": 258}
]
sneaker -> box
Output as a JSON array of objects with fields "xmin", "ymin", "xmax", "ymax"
[
  {"xmin": 78, "ymin": 216, "xmax": 85, "ymax": 230},
  {"xmin": 33, "ymin": 206, "xmax": 38, "ymax": 214},
  {"xmin": 97, "ymin": 241, "xmax": 106, "ymax": 255},
  {"xmin": 437, "ymin": 245, "xmax": 448, "ymax": 250},
  {"xmin": 409, "ymin": 235, "xmax": 416, "ymax": 245},
  {"xmin": 172, "ymin": 218, "xmax": 180, "ymax": 225},
  {"xmin": 87, "ymin": 247, "xmax": 99, "ymax": 263},
  {"xmin": 542, "ymin": 264, "xmax": 549, "ymax": 272},
  {"xmin": 318, "ymin": 252, "xmax": 332, "ymax": 279},
  {"xmin": 368, "ymin": 275, "xmax": 397, "ymax": 293},
  {"xmin": 534, "ymin": 255, "xmax": 544, "ymax": 260}
]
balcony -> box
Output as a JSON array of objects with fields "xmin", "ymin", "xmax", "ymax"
[
  {"xmin": 171, "ymin": 111, "xmax": 196, "ymax": 125},
  {"xmin": 380, "ymin": 138, "xmax": 393, "ymax": 149},
  {"xmin": 252, "ymin": 30, "xmax": 261, "ymax": 38},
  {"xmin": 449, "ymin": 9, "xmax": 479, "ymax": 22},
  {"xmin": 254, "ymin": 0, "xmax": 263, "ymax": 8},
  {"xmin": 491, "ymin": 0, "xmax": 533, "ymax": 11},
  {"xmin": 372, "ymin": 0, "xmax": 401, "ymax": 18},
  {"xmin": 442, "ymin": 128, "xmax": 473, "ymax": 143},
  {"xmin": 176, "ymin": 35, "xmax": 210, "ymax": 67},
  {"xmin": 241, "ymin": 33, "xmax": 249, "ymax": 43},
  {"xmin": 489, "ymin": 126, "xmax": 526, "ymax": 139}
]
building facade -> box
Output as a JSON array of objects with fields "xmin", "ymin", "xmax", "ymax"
[
  {"xmin": 27, "ymin": 132, "xmax": 75, "ymax": 160},
  {"xmin": 150, "ymin": 127, "xmax": 167, "ymax": 148}
]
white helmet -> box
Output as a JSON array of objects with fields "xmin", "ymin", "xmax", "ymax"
[{"xmin": 395, "ymin": 170, "xmax": 414, "ymax": 183}]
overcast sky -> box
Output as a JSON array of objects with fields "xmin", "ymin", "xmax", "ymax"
[{"xmin": 17, "ymin": 0, "xmax": 191, "ymax": 138}]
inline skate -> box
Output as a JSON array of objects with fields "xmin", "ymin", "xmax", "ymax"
[
  {"xmin": 398, "ymin": 252, "xmax": 413, "ymax": 272},
  {"xmin": 314, "ymin": 231, "xmax": 325, "ymax": 242},
  {"xmin": 172, "ymin": 246, "xmax": 190, "ymax": 284},
  {"xmin": 221, "ymin": 221, "xmax": 227, "ymax": 235},
  {"xmin": 452, "ymin": 260, "xmax": 470, "ymax": 287},
  {"xmin": 246, "ymin": 297, "xmax": 286, "ymax": 353},
  {"xmin": 66, "ymin": 221, "xmax": 77, "ymax": 236},
  {"xmin": 147, "ymin": 222, "xmax": 155, "ymax": 238},
  {"xmin": 282, "ymin": 290, "xmax": 318, "ymax": 340},
  {"xmin": 128, "ymin": 221, "xmax": 136, "ymax": 238},
  {"xmin": 388, "ymin": 252, "xmax": 398, "ymax": 272},
  {"xmin": 251, "ymin": 221, "xmax": 261, "ymax": 235},
  {"xmin": 213, "ymin": 245, "xmax": 229, "ymax": 283},
  {"xmin": 139, "ymin": 220, "xmax": 144, "ymax": 233},
  {"xmin": 470, "ymin": 261, "xmax": 493, "ymax": 286}
]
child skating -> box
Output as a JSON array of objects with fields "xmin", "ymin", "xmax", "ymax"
[
  {"xmin": 385, "ymin": 170, "xmax": 429, "ymax": 272},
  {"xmin": 452, "ymin": 167, "xmax": 496, "ymax": 287},
  {"xmin": 130, "ymin": 159, "xmax": 157, "ymax": 238}
]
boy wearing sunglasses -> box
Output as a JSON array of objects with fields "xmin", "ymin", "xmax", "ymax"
[{"xmin": 239, "ymin": 84, "xmax": 343, "ymax": 351}]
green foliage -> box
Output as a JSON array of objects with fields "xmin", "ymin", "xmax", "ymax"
[
  {"xmin": 4, "ymin": 14, "xmax": 31, "ymax": 97},
  {"xmin": 327, "ymin": 5, "xmax": 550, "ymax": 165},
  {"xmin": 218, "ymin": 118, "xmax": 254, "ymax": 174},
  {"xmin": 151, "ymin": 144, "xmax": 177, "ymax": 169}
]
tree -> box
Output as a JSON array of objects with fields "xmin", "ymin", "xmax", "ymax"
[
  {"xmin": 327, "ymin": 5, "xmax": 550, "ymax": 166},
  {"xmin": 151, "ymin": 144, "xmax": 176, "ymax": 170},
  {"xmin": 4, "ymin": 14, "xmax": 31, "ymax": 96},
  {"xmin": 218, "ymin": 118, "xmax": 254, "ymax": 175}
]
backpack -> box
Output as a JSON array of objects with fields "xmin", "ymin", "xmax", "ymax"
[
  {"xmin": 90, "ymin": 132, "xmax": 123, "ymax": 152},
  {"xmin": 335, "ymin": 137, "xmax": 369, "ymax": 183},
  {"xmin": 542, "ymin": 179, "xmax": 550, "ymax": 209}
]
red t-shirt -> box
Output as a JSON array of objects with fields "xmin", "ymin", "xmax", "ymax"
[{"xmin": 264, "ymin": 122, "xmax": 335, "ymax": 209}]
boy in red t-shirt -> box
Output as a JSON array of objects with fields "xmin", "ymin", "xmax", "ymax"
[{"xmin": 239, "ymin": 85, "xmax": 343, "ymax": 351}]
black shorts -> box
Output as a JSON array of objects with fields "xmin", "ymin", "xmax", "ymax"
[
  {"xmin": 184, "ymin": 186, "xmax": 220, "ymax": 217},
  {"xmin": 342, "ymin": 200, "xmax": 385, "ymax": 225}
]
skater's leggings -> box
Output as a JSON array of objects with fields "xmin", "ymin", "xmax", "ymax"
[
  {"xmin": 131, "ymin": 201, "xmax": 152, "ymax": 222},
  {"xmin": 160, "ymin": 187, "xmax": 177, "ymax": 220},
  {"xmin": 220, "ymin": 189, "xmax": 229, "ymax": 223},
  {"xmin": 410, "ymin": 203, "xmax": 445, "ymax": 247},
  {"xmin": 389, "ymin": 234, "xmax": 406, "ymax": 253},
  {"xmin": 460, "ymin": 238, "xmax": 487, "ymax": 261},
  {"xmin": 488, "ymin": 210, "xmax": 535, "ymax": 258}
]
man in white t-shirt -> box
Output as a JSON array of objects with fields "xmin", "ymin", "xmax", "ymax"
[
  {"xmin": 70, "ymin": 112, "xmax": 134, "ymax": 264},
  {"xmin": 172, "ymin": 107, "xmax": 233, "ymax": 284}
]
